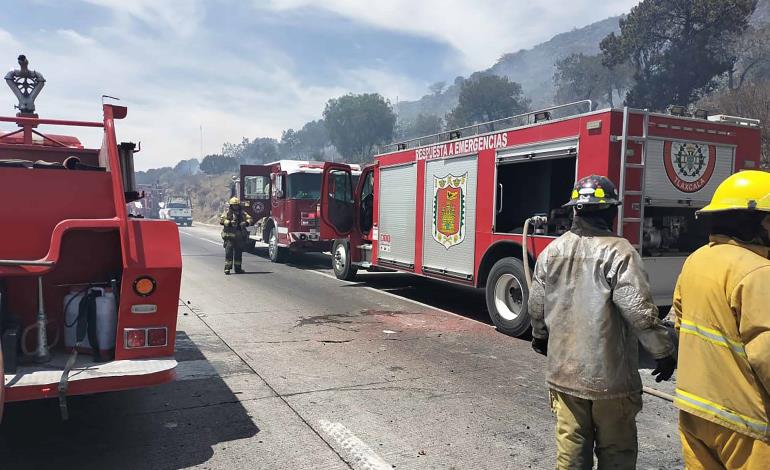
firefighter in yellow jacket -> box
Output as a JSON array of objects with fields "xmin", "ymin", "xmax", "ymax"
[
  {"xmin": 673, "ymin": 170, "xmax": 770, "ymax": 469},
  {"xmin": 220, "ymin": 196, "xmax": 252, "ymax": 274}
]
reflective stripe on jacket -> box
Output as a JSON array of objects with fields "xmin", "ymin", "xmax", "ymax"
[
  {"xmin": 673, "ymin": 235, "xmax": 770, "ymax": 442},
  {"xmin": 529, "ymin": 216, "xmax": 675, "ymax": 400}
]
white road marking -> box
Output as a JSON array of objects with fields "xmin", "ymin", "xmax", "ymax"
[
  {"xmin": 318, "ymin": 420, "xmax": 392, "ymax": 470},
  {"xmin": 179, "ymin": 230, "xmax": 223, "ymax": 246},
  {"xmin": 308, "ymin": 269, "xmax": 496, "ymax": 328}
]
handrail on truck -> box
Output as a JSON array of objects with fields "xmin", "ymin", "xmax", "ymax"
[{"xmin": 381, "ymin": 100, "xmax": 594, "ymax": 154}]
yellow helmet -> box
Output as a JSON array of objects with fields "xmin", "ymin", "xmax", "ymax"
[
  {"xmin": 228, "ymin": 196, "xmax": 240, "ymax": 205},
  {"xmin": 697, "ymin": 170, "xmax": 770, "ymax": 216}
]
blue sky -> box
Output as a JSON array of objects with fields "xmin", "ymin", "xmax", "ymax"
[{"xmin": 0, "ymin": 0, "xmax": 637, "ymax": 169}]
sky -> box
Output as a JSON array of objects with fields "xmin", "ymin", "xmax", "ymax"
[{"xmin": 0, "ymin": 0, "xmax": 638, "ymax": 170}]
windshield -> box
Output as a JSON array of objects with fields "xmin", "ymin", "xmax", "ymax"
[
  {"xmin": 168, "ymin": 203, "xmax": 189, "ymax": 208},
  {"xmin": 286, "ymin": 173, "xmax": 321, "ymax": 200}
]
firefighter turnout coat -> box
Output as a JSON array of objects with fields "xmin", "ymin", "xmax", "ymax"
[
  {"xmin": 220, "ymin": 206, "xmax": 252, "ymax": 245},
  {"xmin": 529, "ymin": 216, "xmax": 675, "ymax": 400},
  {"xmin": 673, "ymin": 235, "xmax": 770, "ymax": 442}
]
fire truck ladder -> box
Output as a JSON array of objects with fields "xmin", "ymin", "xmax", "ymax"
[{"xmin": 616, "ymin": 106, "xmax": 650, "ymax": 253}]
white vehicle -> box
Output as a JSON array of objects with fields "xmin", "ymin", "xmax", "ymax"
[{"xmin": 159, "ymin": 196, "xmax": 193, "ymax": 226}]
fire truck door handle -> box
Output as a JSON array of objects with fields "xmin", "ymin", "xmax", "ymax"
[{"xmin": 497, "ymin": 183, "xmax": 503, "ymax": 213}]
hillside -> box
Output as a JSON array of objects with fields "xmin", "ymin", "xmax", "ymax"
[
  {"xmin": 398, "ymin": 0, "xmax": 770, "ymax": 123},
  {"xmin": 396, "ymin": 16, "xmax": 621, "ymax": 123}
]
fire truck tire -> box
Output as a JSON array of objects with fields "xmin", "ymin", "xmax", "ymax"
[
  {"xmin": 268, "ymin": 226, "xmax": 287, "ymax": 263},
  {"xmin": 332, "ymin": 240, "xmax": 358, "ymax": 281},
  {"xmin": 485, "ymin": 257, "xmax": 531, "ymax": 337}
]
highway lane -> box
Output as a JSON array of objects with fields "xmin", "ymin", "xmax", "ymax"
[
  {"xmin": 174, "ymin": 224, "xmax": 683, "ymax": 469},
  {"xmin": 0, "ymin": 224, "xmax": 683, "ymax": 469}
]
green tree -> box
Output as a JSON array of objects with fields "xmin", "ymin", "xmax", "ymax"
[
  {"xmin": 323, "ymin": 93, "xmax": 396, "ymax": 162},
  {"xmin": 281, "ymin": 119, "xmax": 331, "ymax": 160},
  {"xmin": 600, "ymin": 0, "xmax": 757, "ymax": 110},
  {"xmin": 446, "ymin": 74, "xmax": 530, "ymax": 128},
  {"xmin": 554, "ymin": 53, "xmax": 632, "ymax": 108},
  {"xmin": 173, "ymin": 158, "xmax": 200, "ymax": 176},
  {"xmin": 222, "ymin": 137, "xmax": 279, "ymax": 164},
  {"xmin": 199, "ymin": 154, "xmax": 239, "ymax": 175}
]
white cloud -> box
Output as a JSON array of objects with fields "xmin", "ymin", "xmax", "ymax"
[
  {"xmin": 263, "ymin": 0, "xmax": 638, "ymax": 70},
  {"xmin": 81, "ymin": 0, "xmax": 206, "ymax": 37}
]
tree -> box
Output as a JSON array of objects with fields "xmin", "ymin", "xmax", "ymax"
[
  {"xmin": 729, "ymin": 24, "xmax": 770, "ymax": 89},
  {"xmin": 446, "ymin": 74, "xmax": 530, "ymax": 128},
  {"xmin": 601, "ymin": 0, "xmax": 757, "ymax": 110},
  {"xmin": 701, "ymin": 81, "xmax": 770, "ymax": 169},
  {"xmin": 173, "ymin": 158, "xmax": 200, "ymax": 176},
  {"xmin": 429, "ymin": 81, "xmax": 446, "ymax": 96},
  {"xmin": 222, "ymin": 137, "xmax": 279, "ymax": 164},
  {"xmin": 199, "ymin": 154, "xmax": 239, "ymax": 175},
  {"xmin": 554, "ymin": 53, "xmax": 632, "ymax": 108},
  {"xmin": 323, "ymin": 93, "xmax": 396, "ymax": 162},
  {"xmin": 280, "ymin": 121, "xmax": 331, "ymax": 160}
]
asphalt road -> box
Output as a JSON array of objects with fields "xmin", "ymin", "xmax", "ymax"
[{"xmin": 1, "ymin": 224, "xmax": 683, "ymax": 469}]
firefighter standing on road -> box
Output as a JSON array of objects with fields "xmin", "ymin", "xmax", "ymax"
[
  {"xmin": 528, "ymin": 175, "xmax": 676, "ymax": 470},
  {"xmin": 220, "ymin": 196, "xmax": 252, "ymax": 275},
  {"xmin": 672, "ymin": 170, "xmax": 770, "ymax": 469}
]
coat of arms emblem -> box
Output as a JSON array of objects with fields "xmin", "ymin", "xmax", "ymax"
[
  {"xmin": 432, "ymin": 173, "xmax": 467, "ymax": 249},
  {"xmin": 663, "ymin": 141, "xmax": 717, "ymax": 193}
]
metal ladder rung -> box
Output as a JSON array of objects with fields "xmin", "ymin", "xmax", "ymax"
[
  {"xmin": 623, "ymin": 218, "xmax": 642, "ymax": 223},
  {"xmin": 624, "ymin": 190, "xmax": 642, "ymax": 196},
  {"xmin": 625, "ymin": 163, "xmax": 645, "ymax": 169}
]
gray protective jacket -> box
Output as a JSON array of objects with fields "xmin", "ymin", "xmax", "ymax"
[{"xmin": 528, "ymin": 216, "xmax": 675, "ymax": 400}]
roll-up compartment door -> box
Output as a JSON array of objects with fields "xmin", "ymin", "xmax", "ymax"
[
  {"xmin": 377, "ymin": 163, "xmax": 417, "ymax": 267},
  {"xmin": 422, "ymin": 155, "xmax": 478, "ymax": 279}
]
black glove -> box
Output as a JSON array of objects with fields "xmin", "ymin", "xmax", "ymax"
[
  {"xmin": 651, "ymin": 355, "xmax": 676, "ymax": 382},
  {"xmin": 531, "ymin": 337, "xmax": 548, "ymax": 356},
  {"xmin": 239, "ymin": 221, "xmax": 248, "ymax": 228}
]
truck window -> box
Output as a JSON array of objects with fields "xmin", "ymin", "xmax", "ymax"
[
  {"xmin": 244, "ymin": 175, "xmax": 270, "ymax": 200},
  {"xmin": 167, "ymin": 203, "xmax": 188, "ymax": 209},
  {"xmin": 287, "ymin": 173, "xmax": 322, "ymax": 200},
  {"xmin": 326, "ymin": 168, "xmax": 354, "ymax": 233}
]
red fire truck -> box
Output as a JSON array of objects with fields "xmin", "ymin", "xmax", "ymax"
[
  {"xmin": 239, "ymin": 160, "xmax": 360, "ymax": 262},
  {"xmin": 0, "ymin": 57, "xmax": 181, "ymax": 418},
  {"xmin": 318, "ymin": 101, "xmax": 762, "ymax": 337}
]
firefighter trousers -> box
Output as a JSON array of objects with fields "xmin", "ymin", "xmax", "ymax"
[
  {"xmin": 679, "ymin": 411, "xmax": 770, "ymax": 470},
  {"xmin": 550, "ymin": 390, "xmax": 642, "ymax": 470},
  {"xmin": 224, "ymin": 240, "xmax": 243, "ymax": 272}
]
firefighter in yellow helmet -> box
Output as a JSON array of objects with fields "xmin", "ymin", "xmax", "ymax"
[
  {"xmin": 529, "ymin": 175, "xmax": 676, "ymax": 469},
  {"xmin": 220, "ymin": 196, "xmax": 252, "ymax": 274},
  {"xmin": 673, "ymin": 170, "xmax": 770, "ymax": 469}
]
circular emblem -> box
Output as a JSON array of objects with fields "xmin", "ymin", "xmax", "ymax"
[
  {"xmin": 663, "ymin": 141, "xmax": 717, "ymax": 193},
  {"xmin": 253, "ymin": 201, "xmax": 265, "ymax": 212}
]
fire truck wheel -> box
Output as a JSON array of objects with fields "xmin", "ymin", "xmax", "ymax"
[
  {"xmin": 332, "ymin": 240, "xmax": 358, "ymax": 281},
  {"xmin": 268, "ymin": 226, "xmax": 287, "ymax": 263},
  {"xmin": 486, "ymin": 257, "xmax": 531, "ymax": 337}
]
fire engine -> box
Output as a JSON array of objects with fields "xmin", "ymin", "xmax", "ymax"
[
  {"xmin": 318, "ymin": 100, "xmax": 762, "ymax": 337},
  {"xmin": 238, "ymin": 160, "xmax": 360, "ymax": 262},
  {"xmin": 0, "ymin": 56, "xmax": 181, "ymax": 419},
  {"xmin": 128, "ymin": 183, "xmax": 167, "ymax": 219}
]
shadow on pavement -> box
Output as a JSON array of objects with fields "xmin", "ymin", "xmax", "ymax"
[{"xmin": 0, "ymin": 331, "xmax": 259, "ymax": 470}]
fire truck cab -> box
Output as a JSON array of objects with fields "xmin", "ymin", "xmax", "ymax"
[
  {"xmin": 239, "ymin": 160, "xmax": 360, "ymax": 262},
  {"xmin": 319, "ymin": 101, "xmax": 762, "ymax": 337}
]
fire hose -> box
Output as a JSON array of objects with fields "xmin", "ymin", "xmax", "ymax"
[{"xmin": 522, "ymin": 216, "xmax": 675, "ymax": 404}]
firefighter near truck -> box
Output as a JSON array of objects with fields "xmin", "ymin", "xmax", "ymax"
[
  {"xmin": 318, "ymin": 100, "xmax": 762, "ymax": 337},
  {"xmin": 238, "ymin": 160, "xmax": 360, "ymax": 262},
  {"xmin": 0, "ymin": 56, "xmax": 181, "ymax": 419}
]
